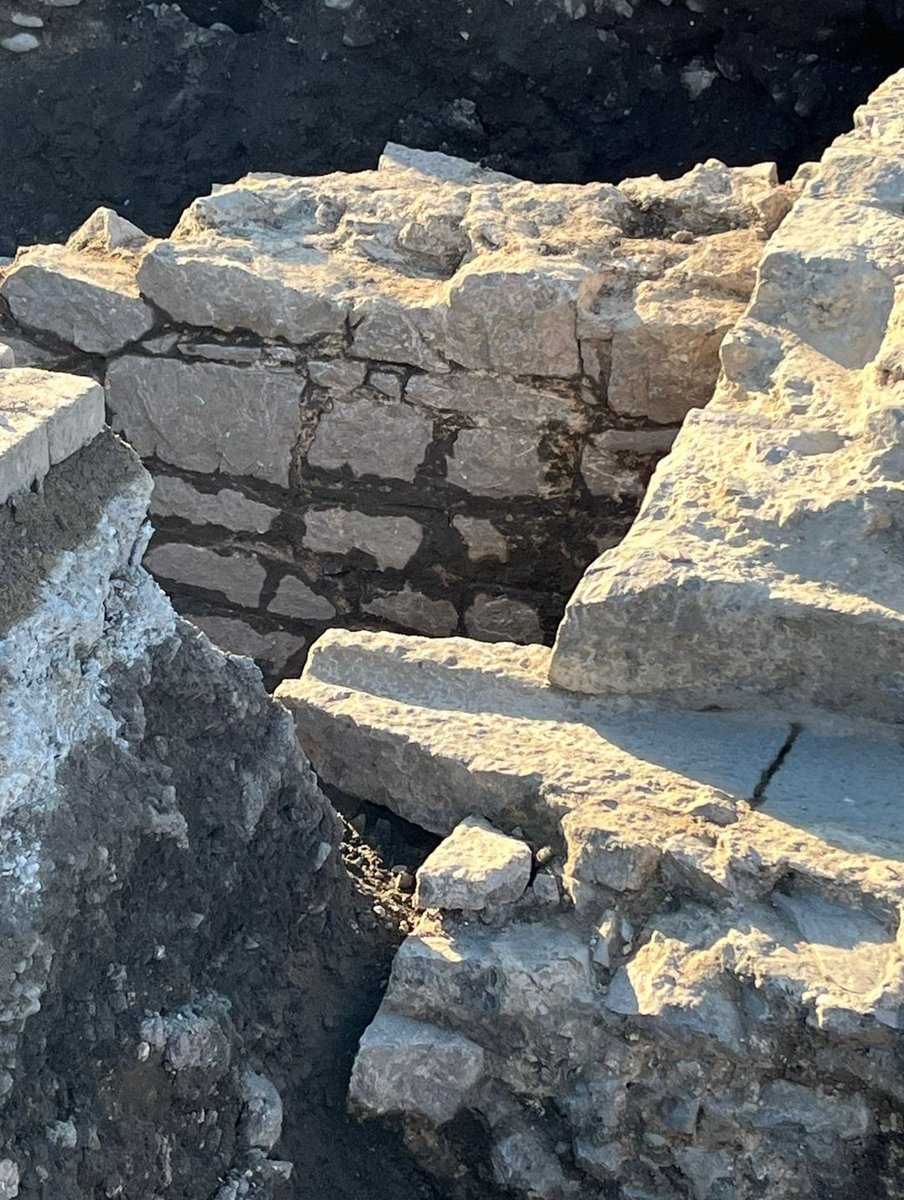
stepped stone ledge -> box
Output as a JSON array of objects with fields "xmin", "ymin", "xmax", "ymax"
[{"xmin": 277, "ymin": 70, "xmax": 904, "ymax": 1200}]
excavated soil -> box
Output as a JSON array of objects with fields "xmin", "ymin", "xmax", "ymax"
[{"xmin": 2, "ymin": 0, "xmax": 904, "ymax": 252}]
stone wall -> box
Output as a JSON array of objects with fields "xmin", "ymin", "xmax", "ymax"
[
  {"xmin": 275, "ymin": 71, "xmax": 904, "ymax": 1200},
  {"xmin": 0, "ymin": 150, "xmax": 794, "ymax": 678}
]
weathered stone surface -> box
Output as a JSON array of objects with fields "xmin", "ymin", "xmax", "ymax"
[
  {"xmin": 150, "ymin": 475, "xmax": 279, "ymax": 533},
  {"xmin": 406, "ymin": 371, "xmax": 580, "ymax": 428},
  {"xmin": 106, "ymin": 357, "xmax": 302, "ymax": 487},
  {"xmin": 415, "ymin": 816, "xmax": 532, "ymax": 910},
  {"xmin": 447, "ymin": 427, "xmax": 545, "ymax": 497},
  {"xmin": 0, "ymin": 344, "xmax": 14, "ymax": 368},
  {"xmin": 551, "ymin": 72, "xmax": 904, "ymax": 723},
  {"xmin": 268, "ymin": 574, "xmax": 336, "ymax": 621},
  {"xmin": 1, "ymin": 243, "xmax": 153, "ymax": 354},
  {"xmin": 348, "ymin": 1013, "xmax": 484, "ymax": 1125},
  {"xmin": 276, "ymin": 631, "xmax": 789, "ymax": 838},
  {"xmin": 302, "ymin": 508, "xmax": 423, "ymax": 570},
  {"xmin": 145, "ymin": 543, "xmax": 265, "ymax": 608},
  {"xmin": 465, "ymin": 594, "xmax": 543, "ymax": 644},
  {"xmin": 363, "ymin": 587, "xmax": 458, "ymax": 638},
  {"xmin": 307, "ymin": 359, "xmax": 367, "ymax": 391},
  {"xmin": 187, "ymin": 614, "xmax": 305, "ymax": 674},
  {"xmin": 0, "ymin": 369, "xmax": 104, "ymax": 504},
  {"xmin": 580, "ymin": 427, "xmax": 678, "ymax": 500},
  {"xmin": 307, "ymin": 396, "xmax": 433, "ymax": 482},
  {"xmin": 452, "ymin": 516, "xmax": 508, "ymax": 563}
]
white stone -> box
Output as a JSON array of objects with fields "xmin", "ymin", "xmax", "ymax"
[
  {"xmin": 1, "ymin": 32, "xmax": 39, "ymax": 50},
  {"xmin": 415, "ymin": 815, "xmax": 531, "ymax": 910}
]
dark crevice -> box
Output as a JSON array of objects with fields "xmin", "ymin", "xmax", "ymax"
[{"xmin": 750, "ymin": 721, "xmax": 803, "ymax": 808}]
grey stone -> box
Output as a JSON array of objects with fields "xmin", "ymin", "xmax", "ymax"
[
  {"xmin": 378, "ymin": 142, "xmax": 517, "ymax": 185},
  {"xmin": 1, "ymin": 32, "xmax": 39, "ymax": 50},
  {"xmin": 150, "ymin": 475, "xmax": 279, "ymax": 533},
  {"xmin": 0, "ymin": 1160, "xmax": 18, "ymax": 1200},
  {"xmin": 0, "ymin": 344, "xmax": 12, "ymax": 369},
  {"xmin": 350, "ymin": 298, "xmax": 448, "ymax": 372},
  {"xmin": 1, "ymin": 246, "xmax": 154, "ymax": 353},
  {"xmin": 268, "ymin": 575, "xmax": 336, "ymax": 621},
  {"xmin": 144, "ymin": 544, "xmax": 265, "ymax": 608},
  {"xmin": 349, "ymin": 1013, "xmax": 484, "ymax": 1125},
  {"xmin": 0, "ymin": 369, "xmax": 105, "ymax": 505},
  {"xmin": 447, "ymin": 428, "xmax": 545, "ymax": 497},
  {"xmin": 407, "ymin": 371, "xmax": 580, "ymax": 428},
  {"xmin": 303, "ymin": 507, "xmax": 423, "ymax": 570},
  {"xmin": 67, "ymin": 207, "xmax": 150, "ymax": 253},
  {"xmin": 106, "ymin": 357, "xmax": 302, "ymax": 487},
  {"xmin": 307, "ymin": 359, "xmax": 367, "ymax": 390},
  {"xmin": 369, "ymin": 371, "xmax": 402, "ymax": 400},
  {"xmin": 580, "ymin": 427, "xmax": 678, "ymax": 499},
  {"xmin": 308, "ymin": 396, "xmax": 433, "ymax": 481},
  {"xmin": 452, "ymin": 516, "xmax": 509, "ymax": 562},
  {"xmin": 414, "ymin": 815, "xmax": 532, "ymax": 910},
  {"xmin": 364, "ymin": 587, "xmax": 458, "ymax": 637},
  {"xmin": 188, "ymin": 615, "xmax": 305, "ymax": 674},
  {"xmin": 465, "ymin": 594, "xmax": 543, "ymax": 644},
  {"xmin": 238, "ymin": 1071, "xmax": 283, "ymax": 1151},
  {"xmin": 492, "ymin": 1130, "xmax": 573, "ymax": 1200}
]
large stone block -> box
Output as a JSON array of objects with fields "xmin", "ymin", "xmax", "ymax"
[
  {"xmin": 106, "ymin": 357, "xmax": 302, "ymax": 487},
  {"xmin": 302, "ymin": 507, "xmax": 423, "ymax": 571},
  {"xmin": 447, "ymin": 427, "xmax": 546, "ymax": 497},
  {"xmin": 144, "ymin": 543, "xmax": 266, "ymax": 608},
  {"xmin": 415, "ymin": 815, "xmax": 532, "ymax": 910}
]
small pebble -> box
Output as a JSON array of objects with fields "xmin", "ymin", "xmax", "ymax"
[
  {"xmin": 1, "ymin": 31, "xmax": 39, "ymax": 51},
  {"xmin": 11, "ymin": 13, "xmax": 44, "ymax": 26},
  {"xmin": 535, "ymin": 845, "xmax": 555, "ymax": 867}
]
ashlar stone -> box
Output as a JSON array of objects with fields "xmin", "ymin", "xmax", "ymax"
[{"xmin": 307, "ymin": 395, "xmax": 433, "ymax": 481}]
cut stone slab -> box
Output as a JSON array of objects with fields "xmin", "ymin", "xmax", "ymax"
[
  {"xmin": 415, "ymin": 815, "xmax": 532, "ymax": 910},
  {"xmin": 150, "ymin": 475, "xmax": 279, "ymax": 533},
  {"xmin": 302, "ymin": 507, "xmax": 423, "ymax": 571},
  {"xmin": 0, "ymin": 369, "xmax": 104, "ymax": 504},
  {"xmin": 106, "ymin": 357, "xmax": 302, "ymax": 487},
  {"xmin": 307, "ymin": 395, "xmax": 433, "ymax": 482},
  {"xmin": 0, "ymin": 244, "xmax": 154, "ymax": 354},
  {"xmin": 144, "ymin": 543, "xmax": 265, "ymax": 608},
  {"xmin": 348, "ymin": 1013, "xmax": 485, "ymax": 1126},
  {"xmin": 551, "ymin": 71, "xmax": 904, "ymax": 724},
  {"xmin": 276, "ymin": 629, "xmax": 789, "ymax": 840}
]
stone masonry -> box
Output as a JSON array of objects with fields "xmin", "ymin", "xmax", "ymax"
[
  {"xmin": 276, "ymin": 70, "xmax": 904, "ymax": 1200},
  {"xmin": 0, "ymin": 150, "xmax": 794, "ymax": 677}
]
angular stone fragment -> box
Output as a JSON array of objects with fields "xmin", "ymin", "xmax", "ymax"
[
  {"xmin": 307, "ymin": 358, "xmax": 367, "ymax": 391},
  {"xmin": 106, "ymin": 357, "xmax": 302, "ymax": 487},
  {"xmin": 302, "ymin": 507, "xmax": 423, "ymax": 571},
  {"xmin": 580, "ymin": 427, "xmax": 678, "ymax": 499},
  {"xmin": 407, "ymin": 371, "xmax": 580, "ymax": 428},
  {"xmin": 363, "ymin": 587, "xmax": 458, "ymax": 637},
  {"xmin": 1, "ymin": 245, "xmax": 154, "ymax": 354},
  {"xmin": 0, "ymin": 369, "xmax": 104, "ymax": 504},
  {"xmin": 452, "ymin": 516, "xmax": 509, "ymax": 562},
  {"xmin": 307, "ymin": 396, "xmax": 433, "ymax": 481},
  {"xmin": 447, "ymin": 427, "xmax": 545, "ymax": 497},
  {"xmin": 465, "ymin": 594, "xmax": 543, "ymax": 644},
  {"xmin": 415, "ymin": 815, "xmax": 532, "ymax": 910},
  {"xmin": 67, "ymin": 206, "xmax": 150, "ymax": 254},
  {"xmin": 268, "ymin": 574, "xmax": 336, "ymax": 621},
  {"xmin": 144, "ymin": 544, "xmax": 265, "ymax": 608},
  {"xmin": 349, "ymin": 1013, "xmax": 484, "ymax": 1125},
  {"xmin": 150, "ymin": 475, "xmax": 278, "ymax": 533},
  {"xmin": 0, "ymin": 344, "xmax": 14, "ymax": 368},
  {"xmin": 188, "ymin": 614, "xmax": 305, "ymax": 674}
]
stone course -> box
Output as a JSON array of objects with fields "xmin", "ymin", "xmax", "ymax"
[{"xmin": 0, "ymin": 146, "xmax": 792, "ymax": 676}]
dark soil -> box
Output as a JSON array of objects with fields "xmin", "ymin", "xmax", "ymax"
[{"xmin": 1, "ymin": 0, "xmax": 903, "ymax": 254}]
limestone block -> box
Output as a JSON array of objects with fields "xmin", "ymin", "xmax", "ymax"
[
  {"xmin": 465, "ymin": 594, "xmax": 543, "ymax": 644},
  {"xmin": 406, "ymin": 371, "xmax": 581, "ymax": 428},
  {"xmin": 67, "ymin": 207, "xmax": 150, "ymax": 254},
  {"xmin": 188, "ymin": 614, "xmax": 305, "ymax": 674},
  {"xmin": 137, "ymin": 239, "xmax": 349, "ymax": 343},
  {"xmin": 440, "ymin": 252, "xmax": 583, "ymax": 378},
  {"xmin": 378, "ymin": 142, "xmax": 517, "ymax": 185},
  {"xmin": 302, "ymin": 508, "xmax": 423, "ymax": 570},
  {"xmin": 0, "ymin": 369, "xmax": 104, "ymax": 505},
  {"xmin": 1, "ymin": 245, "xmax": 154, "ymax": 354},
  {"xmin": 106, "ymin": 357, "xmax": 302, "ymax": 487},
  {"xmin": 363, "ymin": 587, "xmax": 458, "ymax": 637},
  {"xmin": 452, "ymin": 516, "xmax": 509, "ymax": 562},
  {"xmin": 268, "ymin": 574, "xmax": 336, "ymax": 621},
  {"xmin": 349, "ymin": 1013, "xmax": 485, "ymax": 1125},
  {"xmin": 145, "ymin": 544, "xmax": 265, "ymax": 608},
  {"xmin": 447, "ymin": 427, "xmax": 545, "ymax": 497},
  {"xmin": 580, "ymin": 428, "xmax": 678, "ymax": 499},
  {"xmin": 237, "ymin": 1071, "xmax": 283, "ymax": 1151},
  {"xmin": 307, "ymin": 395, "xmax": 433, "ymax": 481},
  {"xmin": 414, "ymin": 816, "xmax": 532, "ymax": 910},
  {"xmin": 350, "ymin": 298, "xmax": 448, "ymax": 372},
  {"xmin": 150, "ymin": 475, "xmax": 279, "ymax": 533},
  {"xmin": 492, "ymin": 1130, "xmax": 572, "ymax": 1200},
  {"xmin": 0, "ymin": 343, "xmax": 14, "ymax": 368}
]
